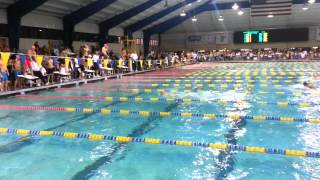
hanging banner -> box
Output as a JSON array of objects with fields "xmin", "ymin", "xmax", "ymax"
[
  {"xmin": 187, "ymin": 35, "xmax": 202, "ymax": 44},
  {"xmin": 187, "ymin": 32, "xmax": 230, "ymax": 45},
  {"xmin": 203, "ymin": 33, "xmax": 216, "ymax": 44},
  {"xmin": 316, "ymin": 27, "xmax": 320, "ymax": 41},
  {"xmin": 215, "ymin": 33, "xmax": 229, "ymax": 44}
]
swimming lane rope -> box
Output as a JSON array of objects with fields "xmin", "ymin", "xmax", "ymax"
[
  {"xmin": 15, "ymin": 95, "xmax": 319, "ymax": 108},
  {"xmin": 88, "ymin": 83, "xmax": 291, "ymax": 89},
  {"xmin": 55, "ymin": 88, "xmax": 318, "ymax": 97},
  {"xmin": 161, "ymin": 79, "xmax": 302, "ymax": 84},
  {"xmin": 180, "ymin": 76, "xmax": 300, "ymax": 80},
  {"xmin": 0, "ymin": 128, "xmax": 319, "ymax": 158},
  {"xmin": 0, "ymin": 105, "xmax": 319, "ymax": 124}
]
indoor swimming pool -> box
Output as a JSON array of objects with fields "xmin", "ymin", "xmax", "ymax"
[{"xmin": 0, "ymin": 63, "xmax": 320, "ymax": 179}]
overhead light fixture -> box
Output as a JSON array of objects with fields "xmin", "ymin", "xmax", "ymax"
[
  {"xmin": 308, "ymin": 0, "xmax": 315, "ymax": 4},
  {"xmin": 197, "ymin": 0, "xmax": 202, "ymax": 2},
  {"xmin": 187, "ymin": 3, "xmax": 192, "ymax": 6},
  {"xmin": 38, "ymin": 29, "xmax": 43, "ymax": 32},
  {"xmin": 267, "ymin": 14, "xmax": 274, "ymax": 18},
  {"xmin": 180, "ymin": 10, "xmax": 186, "ymax": 17},
  {"xmin": 232, "ymin": 2, "xmax": 239, "ymax": 10},
  {"xmin": 218, "ymin": 15, "xmax": 224, "ymax": 21},
  {"xmin": 302, "ymin": 4, "xmax": 309, "ymax": 10},
  {"xmin": 238, "ymin": 10, "xmax": 244, "ymax": 15},
  {"xmin": 192, "ymin": 16, "xmax": 197, "ymax": 22}
]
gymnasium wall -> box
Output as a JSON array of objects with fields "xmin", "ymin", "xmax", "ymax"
[
  {"xmin": 0, "ymin": 8, "xmax": 149, "ymax": 54},
  {"xmin": 160, "ymin": 26, "xmax": 320, "ymax": 51},
  {"xmin": 0, "ymin": 9, "xmax": 7, "ymax": 24}
]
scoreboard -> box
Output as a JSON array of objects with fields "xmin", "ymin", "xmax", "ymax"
[
  {"xmin": 234, "ymin": 28, "xmax": 309, "ymax": 44},
  {"xmin": 243, "ymin": 31, "xmax": 269, "ymax": 43}
]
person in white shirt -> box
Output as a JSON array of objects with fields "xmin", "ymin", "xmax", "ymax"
[
  {"xmin": 31, "ymin": 56, "xmax": 46, "ymax": 85},
  {"xmin": 130, "ymin": 52, "xmax": 138, "ymax": 71},
  {"xmin": 92, "ymin": 51, "xmax": 101, "ymax": 76}
]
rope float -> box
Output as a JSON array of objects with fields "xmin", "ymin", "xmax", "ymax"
[
  {"xmin": 16, "ymin": 95, "xmax": 319, "ymax": 107},
  {"xmin": 203, "ymin": 72, "xmax": 313, "ymax": 75},
  {"xmin": 181, "ymin": 75, "xmax": 306, "ymax": 80},
  {"xmin": 127, "ymin": 76, "xmax": 300, "ymax": 80},
  {"xmin": 151, "ymin": 83, "xmax": 285, "ymax": 88},
  {"xmin": 55, "ymin": 88, "xmax": 166, "ymax": 93},
  {"xmin": 185, "ymin": 72, "xmax": 312, "ymax": 77},
  {"xmin": 55, "ymin": 88, "xmax": 319, "ymax": 97},
  {"xmin": 100, "ymin": 78, "xmax": 303, "ymax": 83},
  {"xmin": 199, "ymin": 68, "xmax": 320, "ymax": 70},
  {"xmin": 84, "ymin": 83, "xmax": 152, "ymax": 87},
  {"xmin": 185, "ymin": 74, "xmax": 308, "ymax": 78},
  {"xmin": 0, "ymin": 128, "xmax": 319, "ymax": 158},
  {"xmin": 0, "ymin": 105, "xmax": 320, "ymax": 124},
  {"xmin": 85, "ymin": 83, "xmax": 290, "ymax": 89},
  {"xmin": 162, "ymin": 79, "xmax": 303, "ymax": 84},
  {"xmin": 192, "ymin": 70, "xmax": 319, "ymax": 73}
]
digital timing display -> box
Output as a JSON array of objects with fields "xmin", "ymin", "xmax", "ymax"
[
  {"xmin": 243, "ymin": 31, "xmax": 269, "ymax": 43},
  {"xmin": 234, "ymin": 28, "xmax": 309, "ymax": 44}
]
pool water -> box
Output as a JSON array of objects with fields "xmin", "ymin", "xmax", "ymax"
[{"xmin": 0, "ymin": 63, "xmax": 320, "ymax": 179}]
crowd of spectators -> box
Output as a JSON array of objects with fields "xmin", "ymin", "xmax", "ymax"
[
  {"xmin": 1, "ymin": 41, "xmax": 320, "ymax": 92},
  {"xmin": 0, "ymin": 42, "xmax": 193, "ymax": 92},
  {"xmin": 195, "ymin": 48, "xmax": 320, "ymax": 61}
]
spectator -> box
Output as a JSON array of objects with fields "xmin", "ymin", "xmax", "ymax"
[
  {"xmin": 101, "ymin": 43, "xmax": 109, "ymax": 58},
  {"xmin": 7, "ymin": 55, "xmax": 16, "ymax": 90},
  {"xmin": 14, "ymin": 54, "xmax": 22, "ymax": 89},
  {"xmin": 92, "ymin": 51, "xmax": 100, "ymax": 77},
  {"xmin": 34, "ymin": 41, "xmax": 40, "ymax": 54},
  {"xmin": 70, "ymin": 55, "xmax": 80, "ymax": 79},
  {"xmin": 45, "ymin": 57, "xmax": 55, "ymax": 84},
  {"xmin": 0, "ymin": 53, "xmax": 9, "ymax": 91},
  {"xmin": 31, "ymin": 56, "xmax": 46, "ymax": 86},
  {"xmin": 130, "ymin": 51, "xmax": 138, "ymax": 72}
]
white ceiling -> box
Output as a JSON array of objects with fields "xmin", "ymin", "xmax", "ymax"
[
  {"xmin": 0, "ymin": 0, "xmax": 320, "ymax": 33},
  {"xmin": 0, "ymin": 0, "xmax": 215, "ymax": 28},
  {"xmin": 167, "ymin": 3, "xmax": 320, "ymax": 33}
]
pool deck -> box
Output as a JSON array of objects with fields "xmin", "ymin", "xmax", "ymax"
[
  {"xmin": 211, "ymin": 59, "xmax": 320, "ymax": 63},
  {"xmin": 0, "ymin": 69, "xmax": 157, "ymax": 98}
]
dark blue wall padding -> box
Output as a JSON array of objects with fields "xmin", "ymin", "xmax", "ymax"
[
  {"xmin": 144, "ymin": 1, "xmax": 250, "ymax": 35},
  {"xmin": 99, "ymin": 0, "xmax": 163, "ymax": 45},
  {"xmin": 142, "ymin": 0, "xmax": 320, "ymax": 53},
  {"xmin": 125, "ymin": 0, "xmax": 198, "ymax": 34},
  {"xmin": 144, "ymin": 0, "xmax": 320, "ymax": 37},
  {"xmin": 142, "ymin": 1, "xmax": 252, "ymax": 54},
  {"xmin": 7, "ymin": 0, "xmax": 48, "ymax": 51},
  {"xmin": 63, "ymin": 0, "xmax": 117, "ymax": 48}
]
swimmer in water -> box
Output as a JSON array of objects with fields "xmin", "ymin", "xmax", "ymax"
[
  {"xmin": 312, "ymin": 73, "xmax": 320, "ymax": 80},
  {"xmin": 235, "ymin": 101, "xmax": 247, "ymax": 111},
  {"xmin": 160, "ymin": 90, "xmax": 173, "ymax": 97},
  {"xmin": 160, "ymin": 87, "xmax": 200, "ymax": 98},
  {"xmin": 303, "ymin": 81, "xmax": 317, "ymax": 89}
]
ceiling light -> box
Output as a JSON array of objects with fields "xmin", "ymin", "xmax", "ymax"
[
  {"xmin": 237, "ymin": 10, "xmax": 244, "ymax": 15},
  {"xmin": 267, "ymin": 14, "xmax": 274, "ymax": 18},
  {"xmin": 180, "ymin": 10, "xmax": 186, "ymax": 17},
  {"xmin": 38, "ymin": 29, "xmax": 42, "ymax": 32},
  {"xmin": 302, "ymin": 5, "xmax": 309, "ymax": 10},
  {"xmin": 188, "ymin": 3, "xmax": 192, "ymax": 6},
  {"xmin": 308, "ymin": 0, "xmax": 315, "ymax": 4},
  {"xmin": 197, "ymin": 0, "xmax": 202, "ymax": 2},
  {"xmin": 192, "ymin": 16, "xmax": 197, "ymax": 22},
  {"xmin": 218, "ymin": 16, "xmax": 224, "ymax": 21},
  {"xmin": 232, "ymin": 3, "xmax": 239, "ymax": 10}
]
